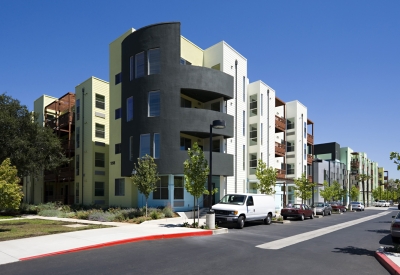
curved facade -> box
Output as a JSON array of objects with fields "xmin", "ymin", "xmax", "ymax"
[{"xmin": 120, "ymin": 22, "xmax": 234, "ymax": 179}]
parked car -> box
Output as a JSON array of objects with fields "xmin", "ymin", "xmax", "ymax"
[
  {"xmin": 376, "ymin": 200, "xmax": 390, "ymax": 207},
  {"xmin": 330, "ymin": 202, "xmax": 347, "ymax": 213},
  {"xmin": 212, "ymin": 193, "xmax": 275, "ymax": 229},
  {"xmin": 351, "ymin": 201, "xmax": 365, "ymax": 211},
  {"xmin": 281, "ymin": 203, "xmax": 314, "ymax": 220},
  {"xmin": 312, "ymin": 202, "xmax": 332, "ymax": 216},
  {"xmin": 391, "ymin": 212, "xmax": 400, "ymax": 243}
]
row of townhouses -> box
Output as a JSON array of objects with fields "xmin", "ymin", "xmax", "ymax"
[{"xmin": 22, "ymin": 22, "xmax": 389, "ymax": 211}]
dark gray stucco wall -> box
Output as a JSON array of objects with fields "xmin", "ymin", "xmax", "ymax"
[
  {"xmin": 120, "ymin": 22, "xmax": 234, "ymax": 177},
  {"xmin": 314, "ymin": 142, "xmax": 341, "ymax": 161}
]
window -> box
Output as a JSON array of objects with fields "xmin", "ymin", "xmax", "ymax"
[
  {"xmin": 304, "ymin": 122, "xmax": 306, "ymax": 138},
  {"xmin": 249, "ymin": 123, "xmax": 257, "ymax": 146},
  {"xmin": 287, "ymin": 141, "xmax": 294, "ymax": 152},
  {"xmin": 76, "ymin": 99, "xmax": 80, "ymax": 121},
  {"xmin": 287, "ymin": 118, "xmax": 295, "ymax": 130},
  {"xmin": 115, "ymin": 178, "xmax": 125, "ymax": 196},
  {"xmin": 287, "ymin": 164, "xmax": 295, "ymax": 174},
  {"xmin": 249, "ymin": 153, "xmax": 257, "ymax": 175},
  {"xmin": 148, "ymin": 91, "xmax": 160, "ymax": 117},
  {"xmin": 154, "ymin": 133, "xmax": 160, "ymax": 159},
  {"xmin": 76, "ymin": 155, "xmax": 79, "ymax": 176},
  {"xmin": 243, "ymin": 145, "xmax": 245, "ymax": 170},
  {"xmin": 212, "ymin": 139, "xmax": 220, "ymax": 152},
  {"xmin": 249, "ymin": 94, "xmax": 257, "ymax": 117},
  {"xmin": 181, "ymin": 97, "xmax": 191, "ymax": 108},
  {"xmin": 95, "ymin": 123, "xmax": 105, "ymax": 139},
  {"xmin": 180, "ymin": 58, "xmax": 192, "ymax": 65},
  {"xmin": 174, "ymin": 176, "xmax": 184, "ymax": 200},
  {"xmin": 115, "ymin": 108, "xmax": 121, "ymax": 120},
  {"xmin": 75, "ymin": 182, "xmax": 79, "ymax": 203},
  {"xmin": 95, "ymin": 182, "xmax": 104, "ymax": 196},
  {"xmin": 127, "ymin": 97, "xmax": 133, "ymax": 121},
  {"xmin": 115, "ymin": 143, "xmax": 121, "ymax": 154},
  {"xmin": 76, "ymin": 127, "xmax": 80, "ymax": 148},
  {"xmin": 243, "ymin": 76, "xmax": 246, "ymax": 102},
  {"xmin": 96, "ymin": 94, "xmax": 105, "ymax": 110},
  {"xmin": 95, "ymin": 152, "xmax": 105, "ymax": 167},
  {"xmin": 95, "ymin": 170, "xmax": 105, "ymax": 175},
  {"xmin": 129, "ymin": 136, "xmax": 134, "ymax": 161},
  {"xmin": 95, "ymin": 141, "xmax": 105, "ymax": 146},
  {"xmin": 140, "ymin": 134, "xmax": 150, "ymax": 157},
  {"xmin": 243, "ymin": 111, "xmax": 245, "ymax": 136},
  {"xmin": 261, "ymin": 94, "xmax": 263, "ymax": 116},
  {"xmin": 261, "ymin": 152, "xmax": 263, "ymax": 160},
  {"xmin": 304, "ymin": 144, "xmax": 306, "ymax": 160},
  {"xmin": 261, "ymin": 123, "xmax": 263, "ymax": 145},
  {"xmin": 135, "ymin": 52, "xmax": 145, "ymax": 78},
  {"xmin": 211, "ymin": 102, "xmax": 220, "ymax": 112},
  {"xmin": 130, "ymin": 56, "xmax": 134, "ymax": 81},
  {"xmin": 180, "ymin": 137, "xmax": 191, "ymax": 150},
  {"xmin": 115, "ymin": 73, "xmax": 121, "ymax": 85},
  {"xmin": 153, "ymin": 176, "xmax": 168, "ymax": 199},
  {"xmin": 148, "ymin": 48, "xmax": 160, "ymax": 75}
]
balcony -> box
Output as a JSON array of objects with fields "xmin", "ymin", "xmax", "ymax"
[
  {"xmin": 307, "ymin": 154, "xmax": 313, "ymax": 165},
  {"xmin": 275, "ymin": 142, "xmax": 286, "ymax": 157},
  {"xmin": 275, "ymin": 116, "xmax": 286, "ymax": 133},
  {"xmin": 307, "ymin": 133, "xmax": 314, "ymax": 144},
  {"xmin": 351, "ymin": 160, "xmax": 359, "ymax": 168},
  {"xmin": 308, "ymin": 175, "xmax": 313, "ymax": 182},
  {"xmin": 276, "ymin": 169, "xmax": 286, "ymax": 179},
  {"xmin": 62, "ymin": 140, "xmax": 75, "ymax": 154}
]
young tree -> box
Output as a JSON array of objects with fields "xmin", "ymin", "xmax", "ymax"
[
  {"xmin": 130, "ymin": 155, "xmax": 160, "ymax": 217},
  {"xmin": 390, "ymin": 152, "xmax": 400, "ymax": 170},
  {"xmin": 183, "ymin": 142, "xmax": 210, "ymax": 225},
  {"xmin": 294, "ymin": 173, "xmax": 315, "ymax": 204},
  {"xmin": 319, "ymin": 181, "xmax": 333, "ymax": 202},
  {"xmin": 349, "ymin": 185, "xmax": 360, "ymax": 202},
  {"xmin": 331, "ymin": 181, "xmax": 346, "ymax": 202},
  {"xmin": 356, "ymin": 174, "xmax": 370, "ymax": 207},
  {"xmin": 0, "ymin": 158, "xmax": 24, "ymax": 211},
  {"xmin": 0, "ymin": 93, "xmax": 68, "ymax": 177},
  {"xmin": 371, "ymin": 188, "xmax": 381, "ymax": 201},
  {"xmin": 255, "ymin": 159, "xmax": 277, "ymax": 195}
]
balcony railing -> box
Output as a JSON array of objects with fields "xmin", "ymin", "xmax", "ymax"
[
  {"xmin": 275, "ymin": 116, "xmax": 286, "ymax": 132},
  {"xmin": 307, "ymin": 133, "xmax": 314, "ymax": 144},
  {"xmin": 308, "ymin": 175, "xmax": 313, "ymax": 182},
  {"xmin": 276, "ymin": 169, "xmax": 286, "ymax": 179},
  {"xmin": 307, "ymin": 154, "xmax": 313, "ymax": 165},
  {"xmin": 351, "ymin": 160, "xmax": 359, "ymax": 168},
  {"xmin": 275, "ymin": 142, "xmax": 286, "ymax": 157}
]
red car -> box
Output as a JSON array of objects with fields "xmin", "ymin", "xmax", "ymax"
[
  {"xmin": 330, "ymin": 203, "xmax": 347, "ymax": 213},
  {"xmin": 281, "ymin": 204, "xmax": 314, "ymax": 221}
]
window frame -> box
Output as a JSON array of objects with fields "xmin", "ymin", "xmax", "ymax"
[
  {"xmin": 135, "ymin": 51, "xmax": 145, "ymax": 78},
  {"xmin": 148, "ymin": 91, "xmax": 160, "ymax": 117},
  {"xmin": 140, "ymin": 134, "xmax": 150, "ymax": 157},
  {"xmin": 95, "ymin": 152, "xmax": 105, "ymax": 167},
  {"xmin": 153, "ymin": 176, "xmax": 169, "ymax": 200},
  {"xmin": 95, "ymin": 182, "xmax": 105, "ymax": 197},
  {"xmin": 127, "ymin": 97, "xmax": 133, "ymax": 121},
  {"xmin": 153, "ymin": 133, "xmax": 160, "ymax": 159},
  {"xmin": 115, "ymin": 178, "xmax": 125, "ymax": 196},
  {"xmin": 95, "ymin": 94, "xmax": 105, "ymax": 110},
  {"xmin": 148, "ymin": 48, "xmax": 160, "ymax": 75},
  {"xmin": 95, "ymin": 123, "xmax": 105, "ymax": 139}
]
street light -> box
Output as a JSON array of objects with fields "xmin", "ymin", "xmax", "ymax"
[{"xmin": 209, "ymin": 119, "xmax": 226, "ymax": 210}]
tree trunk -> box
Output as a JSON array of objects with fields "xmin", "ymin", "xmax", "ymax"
[
  {"xmin": 145, "ymin": 198, "xmax": 148, "ymax": 217},
  {"xmin": 197, "ymin": 198, "xmax": 199, "ymax": 226},
  {"xmin": 362, "ymin": 181, "xmax": 366, "ymax": 206},
  {"xmin": 193, "ymin": 196, "xmax": 195, "ymax": 225},
  {"xmin": 367, "ymin": 180, "xmax": 369, "ymax": 207}
]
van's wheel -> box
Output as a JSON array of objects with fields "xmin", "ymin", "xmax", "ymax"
[
  {"xmin": 237, "ymin": 216, "xmax": 245, "ymax": 229},
  {"xmin": 283, "ymin": 216, "xmax": 287, "ymax": 220},
  {"xmin": 264, "ymin": 214, "xmax": 272, "ymax": 225},
  {"xmin": 300, "ymin": 214, "xmax": 305, "ymax": 221}
]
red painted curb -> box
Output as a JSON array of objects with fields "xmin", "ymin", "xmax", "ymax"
[
  {"xmin": 375, "ymin": 251, "xmax": 400, "ymax": 275},
  {"xmin": 20, "ymin": 230, "xmax": 213, "ymax": 261}
]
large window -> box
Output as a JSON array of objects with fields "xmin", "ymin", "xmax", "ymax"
[
  {"xmin": 153, "ymin": 176, "xmax": 168, "ymax": 200},
  {"xmin": 249, "ymin": 153, "xmax": 257, "ymax": 175},
  {"xmin": 212, "ymin": 139, "xmax": 220, "ymax": 152},
  {"xmin": 115, "ymin": 108, "xmax": 121, "ymax": 120},
  {"xmin": 135, "ymin": 52, "xmax": 145, "ymax": 78},
  {"xmin": 95, "ymin": 182, "xmax": 104, "ymax": 196},
  {"xmin": 95, "ymin": 123, "xmax": 105, "ymax": 139},
  {"xmin": 127, "ymin": 97, "xmax": 133, "ymax": 121},
  {"xmin": 76, "ymin": 99, "xmax": 80, "ymax": 121},
  {"xmin": 260, "ymin": 123, "xmax": 263, "ymax": 145},
  {"xmin": 95, "ymin": 152, "xmax": 105, "ymax": 167},
  {"xmin": 249, "ymin": 94, "xmax": 257, "ymax": 117},
  {"xmin": 304, "ymin": 122, "xmax": 307, "ymax": 138},
  {"xmin": 153, "ymin": 133, "xmax": 160, "ymax": 159},
  {"xmin": 76, "ymin": 127, "xmax": 80, "ymax": 148},
  {"xmin": 140, "ymin": 134, "xmax": 150, "ymax": 157},
  {"xmin": 180, "ymin": 137, "xmax": 191, "ymax": 150},
  {"xmin": 304, "ymin": 144, "xmax": 306, "ymax": 160},
  {"xmin": 249, "ymin": 123, "xmax": 257, "ymax": 146},
  {"xmin": 243, "ymin": 111, "xmax": 245, "ymax": 136},
  {"xmin": 243, "ymin": 76, "xmax": 246, "ymax": 102},
  {"xmin": 95, "ymin": 94, "xmax": 105, "ymax": 110},
  {"xmin": 174, "ymin": 176, "xmax": 184, "ymax": 200},
  {"xmin": 287, "ymin": 164, "xmax": 295, "ymax": 175},
  {"xmin": 76, "ymin": 155, "xmax": 79, "ymax": 176},
  {"xmin": 287, "ymin": 141, "xmax": 295, "ymax": 152},
  {"xmin": 115, "ymin": 178, "xmax": 125, "ymax": 196},
  {"xmin": 115, "ymin": 73, "xmax": 121, "ymax": 85},
  {"xmin": 287, "ymin": 118, "xmax": 295, "ymax": 130},
  {"xmin": 148, "ymin": 91, "xmax": 160, "ymax": 117},
  {"xmin": 115, "ymin": 143, "xmax": 121, "ymax": 154},
  {"xmin": 148, "ymin": 48, "xmax": 160, "ymax": 75}
]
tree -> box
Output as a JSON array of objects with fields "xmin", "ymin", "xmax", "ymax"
[
  {"xmin": 390, "ymin": 152, "xmax": 400, "ymax": 170},
  {"xmin": 371, "ymin": 187, "xmax": 381, "ymax": 201},
  {"xmin": 130, "ymin": 155, "xmax": 160, "ymax": 217},
  {"xmin": 183, "ymin": 142, "xmax": 210, "ymax": 225},
  {"xmin": 293, "ymin": 173, "xmax": 315, "ymax": 204},
  {"xmin": 356, "ymin": 174, "xmax": 370, "ymax": 207},
  {"xmin": 0, "ymin": 158, "xmax": 24, "ymax": 211},
  {"xmin": 255, "ymin": 159, "xmax": 277, "ymax": 195},
  {"xmin": 319, "ymin": 181, "xmax": 333, "ymax": 202},
  {"xmin": 349, "ymin": 185, "xmax": 360, "ymax": 202},
  {"xmin": 0, "ymin": 93, "xmax": 68, "ymax": 177},
  {"xmin": 331, "ymin": 181, "xmax": 346, "ymax": 202}
]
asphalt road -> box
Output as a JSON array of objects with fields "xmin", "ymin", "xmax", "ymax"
[{"xmin": 2, "ymin": 209, "xmax": 396, "ymax": 275}]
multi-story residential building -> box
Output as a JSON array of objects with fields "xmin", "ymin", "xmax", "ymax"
[
  {"xmin": 378, "ymin": 167, "xmax": 385, "ymax": 199},
  {"xmin": 350, "ymin": 152, "xmax": 377, "ymax": 206},
  {"xmin": 340, "ymin": 146, "xmax": 354, "ymax": 205}
]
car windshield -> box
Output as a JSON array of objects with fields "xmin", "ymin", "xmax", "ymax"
[
  {"xmin": 286, "ymin": 204, "xmax": 301, "ymax": 209},
  {"xmin": 352, "ymin": 202, "xmax": 360, "ymax": 205},
  {"xmin": 218, "ymin": 195, "xmax": 246, "ymax": 205},
  {"xmin": 379, "ymin": 200, "xmax": 386, "ymax": 203},
  {"xmin": 315, "ymin": 203, "xmax": 324, "ymax": 207}
]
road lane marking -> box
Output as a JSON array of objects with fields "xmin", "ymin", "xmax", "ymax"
[{"xmin": 256, "ymin": 211, "xmax": 391, "ymax": 250}]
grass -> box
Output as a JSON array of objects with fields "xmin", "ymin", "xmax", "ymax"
[
  {"xmin": 0, "ymin": 216, "xmax": 16, "ymax": 220},
  {"xmin": 0, "ymin": 219, "xmax": 111, "ymax": 242}
]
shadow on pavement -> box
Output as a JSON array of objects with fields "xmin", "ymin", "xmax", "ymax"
[
  {"xmin": 332, "ymin": 246, "xmax": 375, "ymax": 256},
  {"xmin": 379, "ymin": 234, "xmax": 393, "ymax": 246},
  {"xmin": 375, "ymin": 221, "xmax": 392, "ymax": 223},
  {"xmin": 366, "ymin": 229, "xmax": 391, "ymax": 234}
]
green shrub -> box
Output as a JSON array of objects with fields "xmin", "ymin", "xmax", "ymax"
[
  {"xmin": 88, "ymin": 212, "xmax": 116, "ymax": 222},
  {"xmin": 20, "ymin": 204, "xmax": 38, "ymax": 214},
  {"xmin": 38, "ymin": 209, "xmax": 63, "ymax": 217},
  {"xmin": 162, "ymin": 206, "xmax": 174, "ymax": 218},
  {"xmin": 76, "ymin": 210, "xmax": 90, "ymax": 220},
  {"xmin": 150, "ymin": 210, "xmax": 160, "ymax": 220}
]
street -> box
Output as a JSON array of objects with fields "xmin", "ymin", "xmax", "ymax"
[{"xmin": 1, "ymin": 209, "xmax": 394, "ymax": 275}]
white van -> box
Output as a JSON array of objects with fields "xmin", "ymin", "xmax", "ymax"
[{"xmin": 211, "ymin": 193, "xmax": 275, "ymax": 229}]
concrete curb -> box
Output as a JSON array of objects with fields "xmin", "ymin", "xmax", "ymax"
[
  {"xmin": 375, "ymin": 250, "xmax": 400, "ymax": 275},
  {"xmin": 19, "ymin": 231, "xmax": 213, "ymax": 261},
  {"xmin": 213, "ymin": 228, "xmax": 228, "ymax": 234},
  {"xmin": 272, "ymin": 220, "xmax": 290, "ymax": 224}
]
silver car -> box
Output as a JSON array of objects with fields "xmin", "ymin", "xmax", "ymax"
[
  {"xmin": 351, "ymin": 201, "xmax": 365, "ymax": 211},
  {"xmin": 312, "ymin": 202, "xmax": 332, "ymax": 216},
  {"xmin": 391, "ymin": 212, "xmax": 400, "ymax": 243}
]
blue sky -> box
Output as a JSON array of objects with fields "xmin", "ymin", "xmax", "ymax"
[{"xmin": 1, "ymin": 1, "xmax": 399, "ymax": 178}]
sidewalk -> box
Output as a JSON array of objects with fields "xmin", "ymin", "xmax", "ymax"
[{"xmin": 0, "ymin": 215, "xmax": 226, "ymax": 266}]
